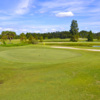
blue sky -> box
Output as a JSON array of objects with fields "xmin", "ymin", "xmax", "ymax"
[{"xmin": 0, "ymin": 0, "xmax": 100, "ymax": 34}]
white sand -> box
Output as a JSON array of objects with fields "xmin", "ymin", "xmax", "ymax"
[{"xmin": 51, "ymin": 46, "xmax": 100, "ymax": 52}]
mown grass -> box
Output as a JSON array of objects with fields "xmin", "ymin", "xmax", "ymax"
[
  {"xmin": 44, "ymin": 38, "xmax": 70, "ymax": 42},
  {"xmin": 0, "ymin": 38, "xmax": 99, "ymax": 44},
  {"xmin": 45, "ymin": 42, "xmax": 100, "ymax": 47},
  {"xmin": 44, "ymin": 38, "xmax": 99, "ymax": 42},
  {"xmin": 0, "ymin": 45, "xmax": 100, "ymax": 100}
]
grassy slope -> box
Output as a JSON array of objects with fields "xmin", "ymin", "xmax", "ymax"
[{"xmin": 0, "ymin": 45, "xmax": 100, "ymax": 100}]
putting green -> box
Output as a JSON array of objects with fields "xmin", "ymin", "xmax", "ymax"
[{"xmin": 0, "ymin": 48, "xmax": 80, "ymax": 63}]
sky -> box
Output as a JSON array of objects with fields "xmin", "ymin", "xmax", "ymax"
[{"xmin": 0, "ymin": 0, "xmax": 100, "ymax": 34}]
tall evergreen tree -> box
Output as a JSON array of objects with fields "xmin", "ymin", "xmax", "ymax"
[
  {"xmin": 70, "ymin": 20, "xmax": 79, "ymax": 42},
  {"xmin": 87, "ymin": 31, "xmax": 93, "ymax": 41}
]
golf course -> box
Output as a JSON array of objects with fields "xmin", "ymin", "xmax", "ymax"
[
  {"xmin": 1, "ymin": 0, "xmax": 100, "ymax": 99},
  {"xmin": 0, "ymin": 43, "xmax": 100, "ymax": 100}
]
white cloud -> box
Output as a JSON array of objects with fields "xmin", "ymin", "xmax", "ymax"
[
  {"xmin": 38, "ymin": 0, "xmax": 83, "ymax": 13},
  {"xmin": 51, "ymin": 29, "xmax": 56, "ymax": 31},
  {"xmin": 4, "ymin": 28, "xmax": 14, "ymax": 31},
  {"xmin": 56, "ymin": 11, "xmax": 74, "ymax": 17},
  {"xmin": 0, "ymin": 27, "xmax": 2, "ymax": 30},
  {"xmin": 38, "ymin": 0, "xmax": 98, "ymax": 18},
  {"xmin": 20, "ymin": 29, "xmax": 27, "ymax": 32},
  {"xmin": 33, "ymin": 30, "xmax": 41, "ymax": 33},
  {"xmin": 15, "ymin": 0, "xmax": 32, "ymax": 15},
  {"xmin": 40, "ymin": 0, "xmax": 83, "ymax": 9}
]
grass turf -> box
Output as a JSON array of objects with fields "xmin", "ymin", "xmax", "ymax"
[
  {"xmin": 45, "ymin": 42, "xmax": 100, "ymax": 47},
  {"xmin": 0, "ymin": 45, "xmax": 100, "ymax": 100},
  {"xmin": 43, "ymin": 38, "xmax": 100, "ymax": 42}
]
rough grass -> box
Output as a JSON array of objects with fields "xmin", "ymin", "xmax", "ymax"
[{"xmin": 0, "ymin": 45, "xmax": 100, "ymax": 100}]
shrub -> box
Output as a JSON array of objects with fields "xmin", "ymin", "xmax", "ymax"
[
  {"xmin": 39, "ymin": 36, "xmax": 43, "ymax": 42},
  {"xmin": 28, "ymin": 35, "xmax": 38, "ymax": 44},
  {"xmin": 3, "ymin": 41, "xmax": 6, "ymax": 45}
]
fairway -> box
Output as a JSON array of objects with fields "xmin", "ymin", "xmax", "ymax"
[{"xmin": 0, "ymin": 45, "xmax": 100, "ymax": 100}]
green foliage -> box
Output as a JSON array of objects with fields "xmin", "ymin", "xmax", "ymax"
[
  {"xmin": 45, "ymin": 37, "xmax": 48, "ymax": 39},
  {"xmin": 96, "ymin": 32, "xmax": 100, "ymax": 40},
  {"xmin": 2, "ymin": 41, "xmax": 6, "ymax": 45},
  {"xmin": 0, "ymin": 35, "xmax": 1, "ymax": 39},
  {"xmin": 1, "ymin": 35, "xmax": 7, "ymax": 43},
  {"xmin": 20, "ymin": 33, "xmax": 27, "ymax": 42},
  {"xmin": 33, "ymin": 33, "xmax": 38, "ymax": 40},
  {"xmin": 97, "ymin": 36, "xmax": 100, "ymax": 40},
  {"xmin": 39, "ymin": 36, "xmax": 43, "ymax": 42},
  {"xmin": 79, "ymin": 30, "xmax": 89, "ymax": 38},
  {"xmin": 1, "ymin": 31, "xmax": 16, "ymax": 43},
  {"xmin": 70, "ymin": 20, "xmax": 79, "ymax": 42},
  {"xmin": 96, "ymin": 32, "xmax": 100, "ymax": 41},
  {"xmin": 26, "ymin": 33, "xmax": 32, "ymax": 38},
  {"xmin": 28, "ymin": 35, "xmax": 38, "ymax": 44},
  {"xmin": 25, "ymin": 31, "xmax": 70, "ymax": 39},
  {"xmin": 70, "ymin": 34, "xmax": 79, "ymax": 42},
  {"xmin": 87, "ymin": 31, "xmax": 93, "ymax": 41}
]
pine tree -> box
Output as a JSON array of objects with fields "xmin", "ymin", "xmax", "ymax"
[
  {"xmin": 70, "ymin": 20, "xmax": 79, "ymax": 42},
  {"xmin": 87, "ymin": 31, "xmax": 93, "ymax": 41}
]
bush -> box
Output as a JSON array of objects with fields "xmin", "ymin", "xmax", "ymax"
[
  {"xmin": 28, "ymin": 35, "xmax": 38, "ymax": 44},
  {"xmin": 39, "ymin": 36, "xmax": 43, "ymax": 42},
  {"xmin": 3, "ymin": 41, "xmax": 6, "ymax": 45}
]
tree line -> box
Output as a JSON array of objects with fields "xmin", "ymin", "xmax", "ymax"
[
  {"xmin": 0, "ymin": 30, "xmax": 100, "ymax": 39},
  {"xmin": 0, "ymin": 20, "xmax": 100, "ymax": 43}
]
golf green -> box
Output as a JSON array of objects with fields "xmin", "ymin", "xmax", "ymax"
[{"xmin": 0, "ymin": 48, "xmax": 80, "ymax": 63}]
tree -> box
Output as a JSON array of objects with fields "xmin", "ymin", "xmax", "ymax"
[
  {"xmin": 79, "ymin": 30, "xmax": 89, "ymax": 38},
  {"xmin": 28, "ymin": 35, "xmax": 38, "ymax": 44},
  {"xmin": 0, "ymin": 35, "xmax": 1, "ymax": 39},
  {"xmin": 20, "ymin": 33, "xmax": 27, "ymax": 42},
  {"xmin": 1, "ymin": 31, "xmax": 16, "ymax": 43},
  {"xmin": 87, "ymin": 31, "xmax": 93, "ymax": 41},
  {"xmin": 1, "ymin": 35, "xmax": 7, "ymax": 45},
  {"xmin": 70, "ymin": 20, "xmax": 79, "ymax": 42},
  {"xmin": 97, "ymin": 36, "xmax": 100, "ymax": 40},
  {"xmin": 39, "ymin": 36, "xmax": 43, "ymax": 42},
  {"xmin": 96, "ymin": 32, "xmax": 100, "ymax": 40},
  {"xmin": 26, "ymin": 33, "xmax": 32, "ymax": 38}
]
